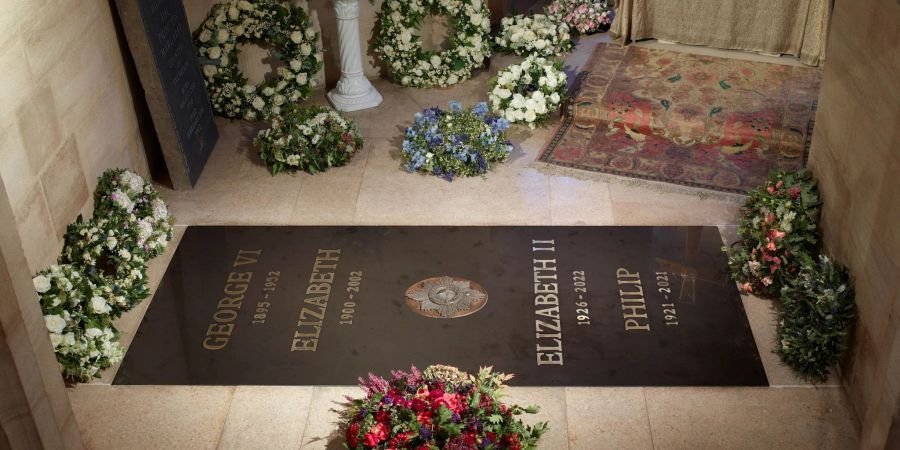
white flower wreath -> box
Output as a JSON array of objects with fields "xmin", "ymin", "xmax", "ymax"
[
  {"xmin": 494, "ymin": 14, "xmax": 573, "ymax": 57},
  {"xmin": 195, "ymin": 0, "xmax": 323, "ymax": 120},
  {"xmin": 488, "ymin": 55, "xmax": 568, "ymax": 128},
  {"xmin": 373, "ymin": 0, "xmax": 493, "ymax": 87}
]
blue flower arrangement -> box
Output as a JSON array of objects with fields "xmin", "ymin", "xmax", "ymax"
[{"xmin": 402, "ymin": 101, "xmax": 512, "ymax": 181}]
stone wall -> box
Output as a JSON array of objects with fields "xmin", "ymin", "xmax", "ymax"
[
  {"xmin": 806, "ymin": 0, "xmax": 900, "ymax": 447},
  {"xmin": 0, "ymin": 0, "xmax": 150, "ymax": 274}
]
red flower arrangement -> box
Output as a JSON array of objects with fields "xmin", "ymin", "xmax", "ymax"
[
  {"xmin": 342, "ymin": 365, "xmax": 547, "ymax": 449},
  {"xmin": 724, "ymin": 170, "xmax": 821, "ymax": 298}
]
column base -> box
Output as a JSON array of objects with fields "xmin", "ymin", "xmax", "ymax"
[{"xmin": 327, "ymin": 83, "xmax": 383, "ymax": 112}]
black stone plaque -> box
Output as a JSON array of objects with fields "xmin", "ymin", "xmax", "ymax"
[
  {"xmin": 114, "ymin": 226, "xmax": 768, "ymax": 386},
  {"xmin": 114, "ymin": 0, "xmax": 218, "ymax": 189}
]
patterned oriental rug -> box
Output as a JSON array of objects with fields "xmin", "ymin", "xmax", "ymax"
[{"xmin": 539, "ymin": 44, "xmax": 820, "ymax": 193}]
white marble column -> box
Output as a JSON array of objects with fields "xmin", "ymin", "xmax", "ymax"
[{"xmin": 327, "ymin": 0, "xmax": 382, "ymax": 111}]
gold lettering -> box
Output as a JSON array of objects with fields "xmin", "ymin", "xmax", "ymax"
[
  {"xmin": 535, "ymin": 318, "xmax": 561, "ymax": 333},
  {"xmin": 217, "ymin": 295, "xmax": 243, "ymax": 308},
  {"xmin": 533, "ymin": 259, "xmax": 557, "ymax": 271},
  {"xmin": 207, "ymin": 323, "xmax": 233, "ymax": 336},
  {"xmin": 535, "ymin": 294, "xmax": 558, "ymax": 305},
  {"xmin": 537, "ymin": 351, "xmax": 564, "ymax": 365},
  {"xmin": 299, "ymin": 306, "xmax": 325, "ymax": 321},
  {"xmin": 233, "ymin": 249, "xmax": 261, "ymax": 266},
  {"xmin": 309, "ymin": 272, "xmax": 335, "ymax": 283},
  {"xmin": 616, "ymin": 268, "xmax": 640, "ymax": 279},
  {"xmin": 227, "ymin": 271, "xmax": 253, "ymax": 283},
  {"xmin": 625, "ymin": 319, "xmax": 650, "ymax": 331},
  {"xmin": 306, "ymin": 283, "xmax": 331, "ymax": 295},
  {"xmin": 223, "ymin": 283, "xmax": 249, "ymax": 295},
  {"xmin": 535, "ymin": 306, "xmax": 560, "ymax": 319},
  {"xmin": 203, "ymin": 336, "xmax": 229, "ymax": 350}
]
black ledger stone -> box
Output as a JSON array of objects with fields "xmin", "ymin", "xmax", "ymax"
[{"xmin": 114, "ymin": 226, "xmax": 768, "ymax": 386}]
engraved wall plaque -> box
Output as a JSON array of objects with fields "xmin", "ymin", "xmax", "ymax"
[{"xmin": 114, "ymin": 0, "xmax": 218, "ymax": 189}]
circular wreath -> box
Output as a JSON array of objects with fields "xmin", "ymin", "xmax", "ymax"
[
  {"xmin": 195, "ymin": 0, "xmax": 323, "ymax": 121},
  {"xmin": 489, "ymin": 55, "xmax": 567, "ymax": 128},
  {"xmin": 494, "ymin": 14, "xmax": 572, "ymax": 57},
  {"xmin": 60, "ymin": 216, "xmax": 150, "ymax": 316},
  {"xmin": 373, "ymin": 0, "xmax": 492, "ymax": 87},
  {"xmin": 93, "ymin": 169, "xmax": 174, "ymax": 260},
  {"xmin": 255, "ymin": 105, "xmax": 364, "ymax": 175}
]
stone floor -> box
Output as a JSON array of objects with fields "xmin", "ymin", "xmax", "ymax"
[{"xmin": 66, "ymin": 35, "xmax": 859, "ymax": 449}]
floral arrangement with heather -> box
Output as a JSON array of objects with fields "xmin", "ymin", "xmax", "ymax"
[
  {"xmin": 724, "ymin": 170, "xmax": 821, "ymax": 298},
  {"xmin": 489, "ymin": 55, "xmax": 567, "ymax": 128},
  {"xmin": 494, "ymin": 14, "xmax": 572, "ymax": 57},
  {"xmin": 33, "ymin": 264, "xmax": 125, "ymax": 381},
  {"xmin": 372, "ymin": 0, "xmax": 492, "ymax": 87},
  {"xmin": 195, "ymin": 0, "xmax": 322, "ymax": 120},
  {"xmin": 34, "ymin": 169, "xmax": 174, "ymax": 380},
  {"xmin": 93, "ymin": 169, "xmax": 174, "ymax": 259},
  {"xmin": 775, "ymin": 255, "xmax": 855, "ymax": 381},
  {"xmin": 342, "ymin": 365, "xmax": 548, "ymax": 449},
  {"xmin": 545, "ymin": 0, "xmax": 614, "ymax": 35},
  {"xmin": 255, "ymin": 105, "xmax": 364, "ymax": 175},
  {"xmin": 402, "ymin": 101, "xmax": 512, "ymax": 181}
]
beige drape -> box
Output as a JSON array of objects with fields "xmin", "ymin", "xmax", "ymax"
[{"xmin": 611, "ymin": 0, "xmax": 832, "ymax": 66}]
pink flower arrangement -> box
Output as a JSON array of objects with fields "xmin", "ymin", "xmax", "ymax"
[{"xmin": 545, "ymin": 0, "xmax": 614, "ymax": 35}]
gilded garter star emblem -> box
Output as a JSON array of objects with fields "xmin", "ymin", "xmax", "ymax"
[{"xmin": 404, "ymin": 276, "xmax": 488, "ymax": 318}]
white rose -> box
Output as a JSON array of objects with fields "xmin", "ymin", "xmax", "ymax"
[
  {"xmin": 290, "ymin": 59, "xmax": 302, "ymax": 71},
  {"xmin": 525, "ymin": 109, "xmax": 537, "ymax": 122},
  {"xmin": 400, "ymin": 30, "xmax": 412, "ymax": 43},
  {"xmin": 300, "ymin": 43, "xmax": 312, "ymax": 56},
  {"xmin": 50, "ymin": 333, "xmax": 63, "ymax": 348},
  {"xmin": 534, "ymin": 39, "xmax": 547, "ymax": 50},
  {"xmin": 496, "ymin": 88, "xmax": 512, "ymax": 99},
  {"xmin": 550, "ymin": 92, "xmax": 561, "ymax": 103},
  {"xmin": 262, "ymin": 86, "xmax": 275, "ymax": 96},
  {"xmin": 85, "ymin": 328, "xmax": 103, "ymax": 339},
  {"xmin": 511, "ymin": 94, "xmax": 525, "ymax": 109},
  {"xmin": 44, "ymin": 315, "xmax": 66, "ymax": 334},
  {"xmin": 217, "ymin": 29, "xmax": 229, "ymax": 42},
  {"xmin": 430, "ymin": 55, "xmax": 441, "ymax": 67},
  {"xmin": 90, "ymin": 296, "xmax": 111, "ymax": 314},
  {"xmin": 33, "ymin": 275, "xmax": 52, "ymax": 293},
  {"xmin": 208, "ymin": 46, "xmax": 222, "ymax": 59},
  {"xmin": 273, "ymin": 94, "xmax": 285, "ymax": 106},
  {"xmin": 296, "ymin": 72, "xmax": 308, "ymax": 84},
  {"xmin": 199, "ymin": 30, "xmax": 212, "ymax": 43},
  {"xmin": 106, "ymin": 236, "xmax": 117, "ymax": 249},
  {"xmin": 252, "ymin": 96, "xmax": 265, "ymax": 110},
  {"xmin": 63, "ymin": 332, "xmax": 76, "ymax": 346},
  {"xmin": 238, "ymin": 0, "xmax": 252, "ymax": 10},
  {"xmin": 534, "ymin": 101, "xmax": 548, "ymax": 114},
  {"xmin": 228, "ymin": 6, "xmax": 239, "ymax": 19},
  {"xmin": 546, "ymin": 75, "xmax": 558, "ymax": 88},
  {"xmin": 470, "ymin": 13, "xmax": 482, "ymax": 25},
  {"xmin": 291, "ymin": 31, "xmax": 304, "ymax": 44}
]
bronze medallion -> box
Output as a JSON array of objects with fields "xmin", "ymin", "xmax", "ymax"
[{"xmin": 404, "ymin": 276, "xmax": 488, "ymax": 319}]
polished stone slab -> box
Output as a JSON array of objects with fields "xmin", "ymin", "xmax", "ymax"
[{"xmin": 114, "ymin": 226, "xmax": 767, "ymax": 386}]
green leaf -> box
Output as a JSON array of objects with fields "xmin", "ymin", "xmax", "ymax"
[
  {"xmin": 709, "ymin": 106, "xmax": 723, "ymax": 117},
  {"xmin": 667, "ymin": 74, "xmax": 681, "ymax": 82},
  {"xmin": 719, "ymin": 80, "xmax": 731, "ymax": 89}
]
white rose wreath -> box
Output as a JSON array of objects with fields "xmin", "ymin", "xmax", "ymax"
[
  {"xmin": 488, "ymin": 55, "xmax": 568, "ymax": 128},
  {"xmin": 195, "ymin": 0, "xmax": 323, "ymax": 121},
  {"xmin": 372, "ymin": 0, "xmax": 493, "ymax": 87}
]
